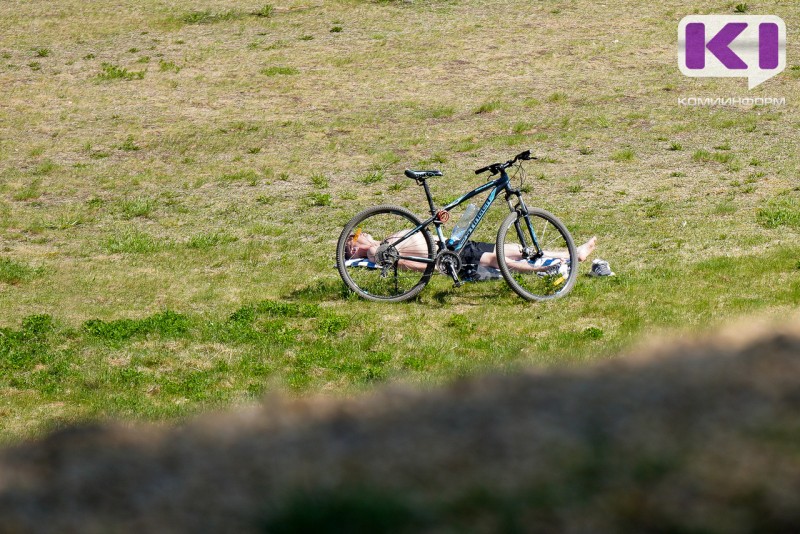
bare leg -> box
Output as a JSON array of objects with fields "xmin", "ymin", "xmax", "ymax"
[
  {"xmin": 480, "ymin": 252, "xmax": 555, "ymax": 272},
  {"xmin": 576, "ymin": 236, "xmax": 597, "ymax": 262},
  {"xmin": 540, "ymin": 236, "xmax": 596, "ymax": 261},
  {"xmin": 480, "ymin": 237, "xmax": 597, "ymax": 272}
]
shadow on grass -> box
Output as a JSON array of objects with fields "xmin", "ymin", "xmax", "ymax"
[{"xmin": 287, "ymin": 278, "xmax": 350, "ymax": 302}]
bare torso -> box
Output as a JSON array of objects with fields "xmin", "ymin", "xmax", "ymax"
[{"xmin": 368, "ymin": 230, "xmax": 431, "ymax": 270}]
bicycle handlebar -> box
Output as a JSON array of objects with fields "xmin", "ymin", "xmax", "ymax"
[{"xmin": 474, "ymin": 150, "xmax": 535, "ymax": 175}]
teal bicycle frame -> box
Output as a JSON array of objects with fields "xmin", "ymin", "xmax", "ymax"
[{"xmin": 388, "ymin": 167, "xmax": 542, "ymax": 267}]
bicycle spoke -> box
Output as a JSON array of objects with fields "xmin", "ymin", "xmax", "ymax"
[{"xmin": 538, "ymin": 217, "xmax": 548, "ymax": 246}]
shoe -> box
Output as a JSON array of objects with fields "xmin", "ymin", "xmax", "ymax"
[
  {"xmin": 536, "ymin": 259, "xmax": 563, "ymax": 277},
  {"xmin": 590, "ymin": 259, "xmax": 614, "ymax": 277}
]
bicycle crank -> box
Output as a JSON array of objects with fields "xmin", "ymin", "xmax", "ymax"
[{"xmin": 435, "ymin": 251, "xmax": 462, "ymax": 287}]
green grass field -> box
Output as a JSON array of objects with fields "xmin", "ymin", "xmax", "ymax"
[{"xmin": 1, "ymin": 0, "xmax": 799, "ymax": 442}]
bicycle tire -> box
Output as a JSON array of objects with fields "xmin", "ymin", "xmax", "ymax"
[
  {"xmin": 495, "ymin": 208, "xmax": 578, "ymax": 301},
  {"xmin": 336, "ymin": 205, "xmax": 435, "ymax": 302}
]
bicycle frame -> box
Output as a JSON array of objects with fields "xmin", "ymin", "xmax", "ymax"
[{"xmin": 388, "ymin": 168, "xmax": 542, "ymax": 265}]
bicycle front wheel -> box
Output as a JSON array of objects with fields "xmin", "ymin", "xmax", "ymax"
[
  {"xmin": 336, "ymin": 205, "xmax": 435, "ymax": 302},
  {"xmin": 496, "ymin": 208, "xmax": 578, "ymax": 301}
]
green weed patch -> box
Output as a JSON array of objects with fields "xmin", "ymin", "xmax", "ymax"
[
  {"xmin": 83, "ymin": 310, "xmax": 190, "ymax": 342},
  {"xmin": 0, "ymin": 258, "xmax": 42, "ymax": 285},
  {"xmin": 757, "ymin": 196, "xmax": 800, "ymax": 229},
  {"xmin": 261, "ymin": 66, "xmax": 299, "ymax": 76},
  {"xmin": 179, "ymin": 10, "xmax": 243, "ymax": 25},
  {"xmin": 0, "ymin": 315, "xmax": 54, "ymax": 371},
  {"xmin": 104, "ymin": 230, "xmax": 163, "ymax": 254},
  {"xmin": 186, "ymin": 232, "xmax": 237, "ymax": 250},
  {"xmin": 98, "ymin": 63, "xmax": 145, "ymax": 81}
]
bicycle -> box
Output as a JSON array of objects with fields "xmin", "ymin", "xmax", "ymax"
[{"xmin": 335, "ymin": 150, "xmax": 578, "ymax": 302}]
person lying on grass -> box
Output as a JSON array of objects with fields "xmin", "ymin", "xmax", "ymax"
[{"xmin": 345, "ymin": 230, "xmax": 597, "ymax": 273}]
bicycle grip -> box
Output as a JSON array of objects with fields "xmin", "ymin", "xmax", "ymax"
[{"xmin": 474, "ymin": 166, "xmax": 491, "ymax": 175}]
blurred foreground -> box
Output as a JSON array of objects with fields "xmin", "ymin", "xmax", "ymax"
[{"xmin": 2, "ymin": 319, "xmax": 800, "ymax": 533}]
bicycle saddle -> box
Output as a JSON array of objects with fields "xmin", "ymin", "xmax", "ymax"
[{"xmin": 404, "ymin": 169, "xmax": 443, "ymax": 180}]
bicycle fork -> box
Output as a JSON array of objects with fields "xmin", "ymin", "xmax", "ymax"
[{"xmin": 506, "ymin": 190, "xmax": 542, "ymax": 261}]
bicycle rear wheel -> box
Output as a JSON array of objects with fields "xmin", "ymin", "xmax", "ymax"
[
  {"xmin": 336, "ymin": 205, "xmax": 435, "ymax": 302},
  {"xmin": 495, "ymin": 208, "xmax": 578, "ymax": 301}
]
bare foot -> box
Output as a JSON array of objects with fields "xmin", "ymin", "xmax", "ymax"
[{"xmin": 577, "ymin": 236, "xmax": 597, "ymax": 262}]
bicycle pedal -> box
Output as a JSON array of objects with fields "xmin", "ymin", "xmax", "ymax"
[{"xmin": 446, "ymin": 268, "xmax": 462, "ymax": 288}]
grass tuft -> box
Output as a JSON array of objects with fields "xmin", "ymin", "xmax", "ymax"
[
  {"xmin": 692, "ymin": 149, "xmax": 711, "ymax": 162},
  {"xmin": 0, "ymin": 258, "xmax": 43, "ymax": 285},
  {"xmin": 310, "ymin": 174, "xmax": 329, "ymax": 189},
  {"xmin": 187, "ymin": 232, "xmax": 237, "ymax": 250},
  {"xmin": 714, "ymin": 201, "xmax": 737, "ymax": 215},
  {"xmin": 756, "ymin": 196, "xmax": 800, "ymax": 229},
  {"xmin": 98, "ymin": 63, "xmax": 145, "ymax": 81},
  {"xmin": 644, "ymin": 201, "xmax": 665, "ymax": 218},
  {"xmin": 13, "ymin": 180, "xmax": 42, "ymax": 201},
  {"xmin": 583, "ymin": 326, "xmax": 604, "ymax": 339},
  {"xmin": 429, "ymin": 105, "xmax": 455, "ymax": 119},
  {"xmin": 180, "ymin": 10, "xmax": 242, "ymax": 25},
  {"xmin": 317, "ymin": 314, "xmax": 349, "ymax": 335},
  {"xmin": 104, "ymin": 230, "xmax": 162, "ymax": 254},
  {"xmin": 119, "ymin": 197, "xmax": 155, "ymax": 219},
  {"xmin": 253, "ymin": 5, "xmax": 274, "ymax": 18},
  {"xmin": 261, "ymin": 66, "xmax": 298, "ymax": 76},
  {"xmin": 83, "ymin": 310, "xmax": 190, "ymax": 342},
  {"xmin": 158, "ymin": 59, "xmax": 181, "ymax": 73},
  {"xmin": 512, "ymin": 122, "xmax": 533, "ymax": 134},
  {"xmin": 220, "ymin": 170, "xmax": 259, "ymax": 183},
  {"xmin": 32, "ymin": 160, "xmax": 57, "ymax": 175},
  {"xmin": 567, "ymin": 184, "xmax": 583, "ymax": 194},
  {"xmin": 611, "ymin": 148, "xmax": 635, "ymax": 162},
  {"xmin": 309, "ymin": 193, "xmax": 332, "ymax": 207},
  {"xmin": 713, "ymin": 141, "xmax": 731, "ymax": 151},
  {"xmin": 118, "ymin": 136, "xmax": 140, "ymax": 151},
  {"xmin": 713, "ymin": 152, "xmax": 734, "ymax": 164},
  {"xmin": 474, "ymin": 100, "xmax": 502, "ymax": 114},
  {"xmin": 359, "ymin": 171, "xmax": 384, "ymax": 185}
]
